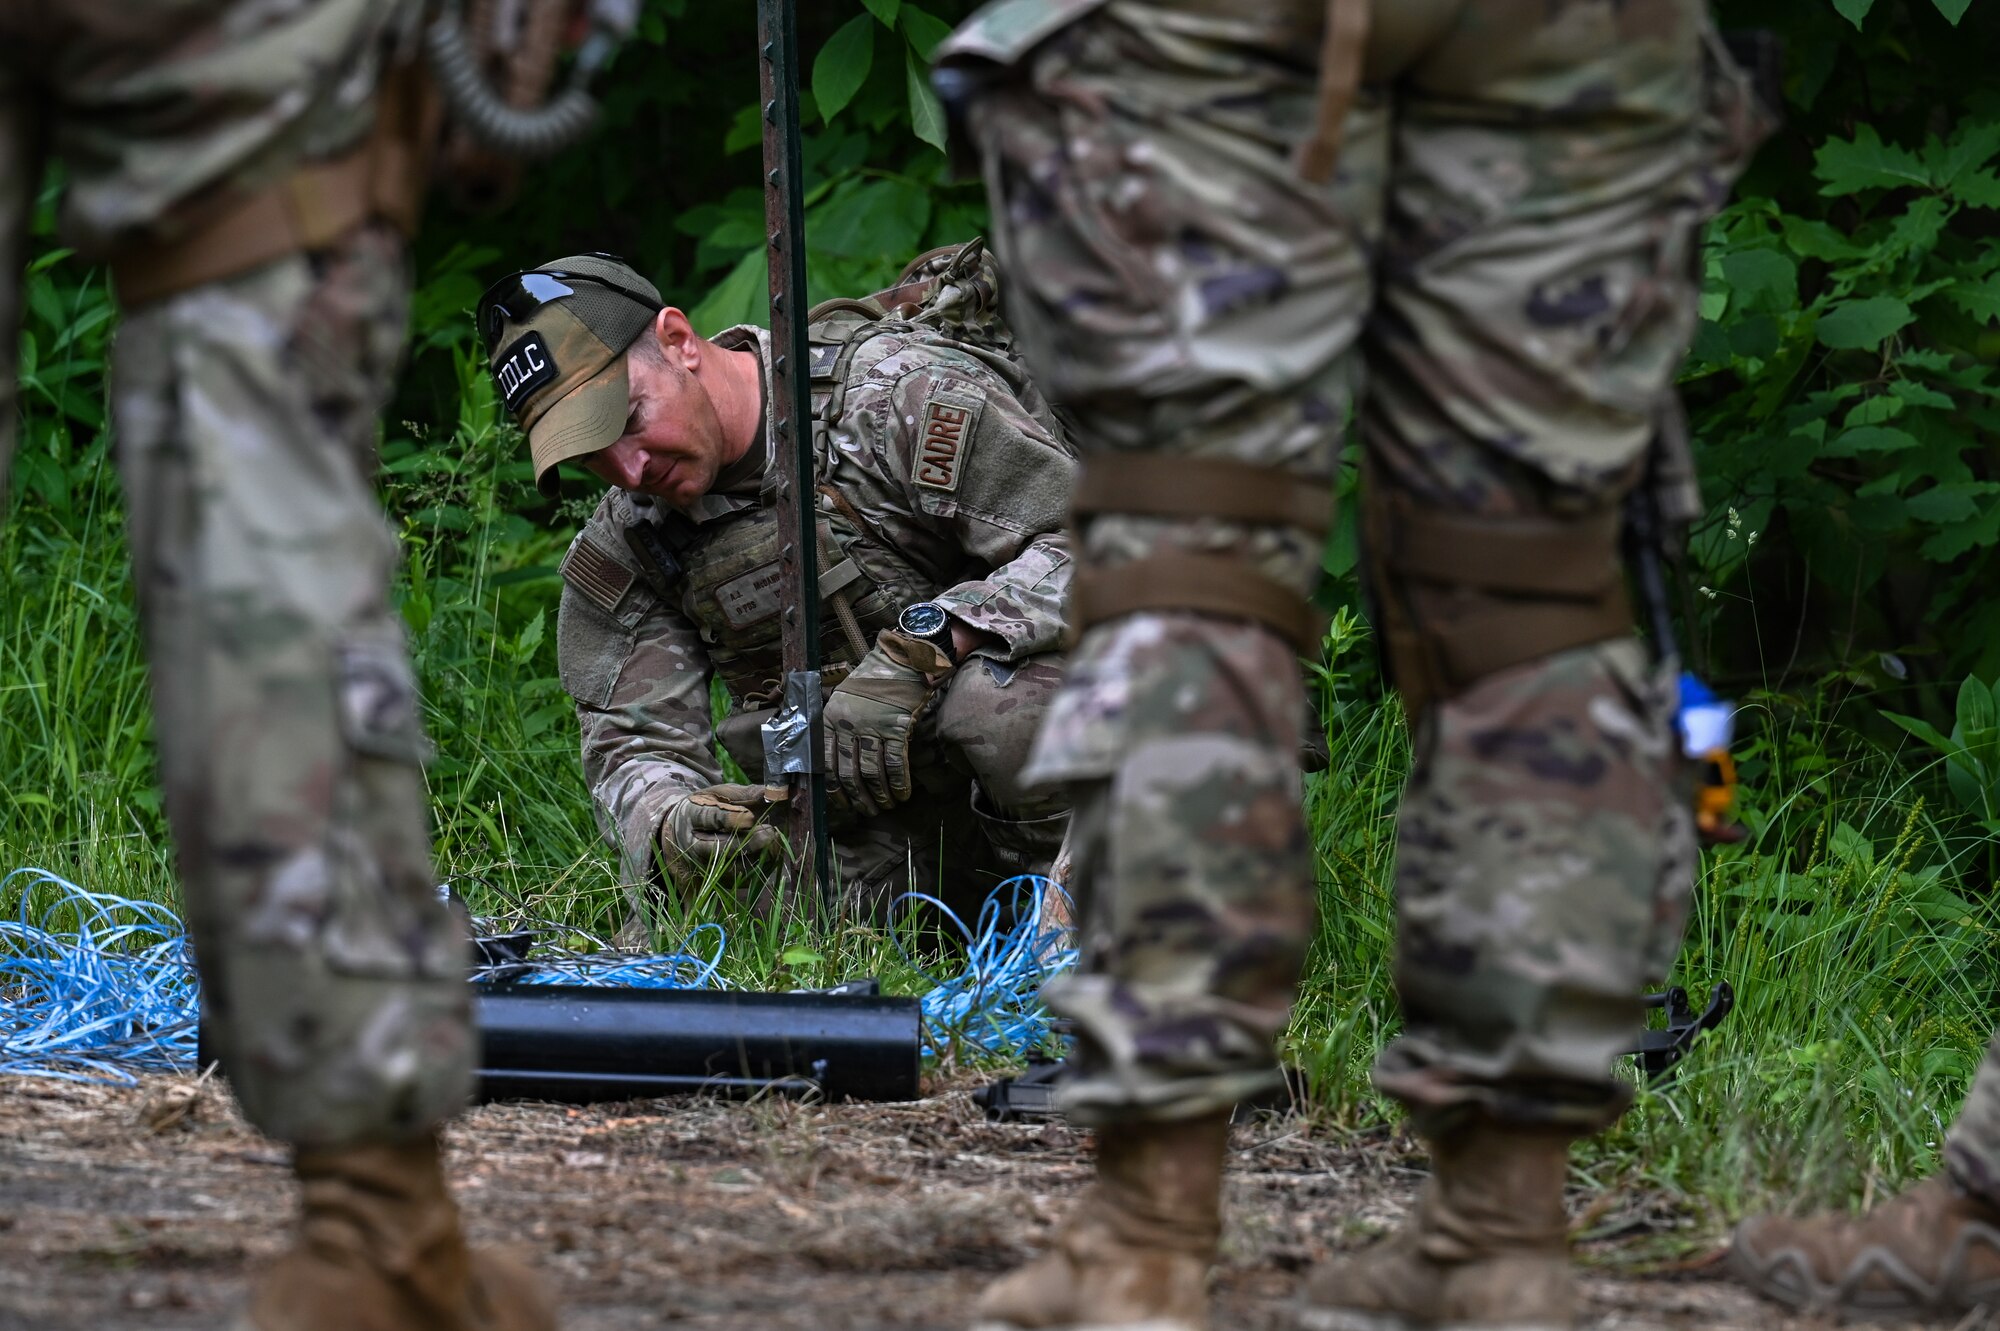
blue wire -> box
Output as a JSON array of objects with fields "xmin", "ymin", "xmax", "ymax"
[
  {"xmin": 893, "ymin": 874, "xmax": 1077, "ymax": 1061},
  {"xmin": 0, "ymin": 867, "xmax": 1077, "ymax": 1083}
]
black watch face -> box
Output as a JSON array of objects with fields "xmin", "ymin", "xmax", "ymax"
[{"xmin": 900, "ymin": 602, "xmax": 949, "ymax": 640}]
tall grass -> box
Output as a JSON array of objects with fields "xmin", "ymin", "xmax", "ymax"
[{"xmin": 6, "ymin": 242, "xmax": 2000, "ymax": 1229}]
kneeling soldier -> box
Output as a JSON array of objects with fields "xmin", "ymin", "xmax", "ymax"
[{"xmin": 480, "ymin": 250, "xmax": 1075, "ymax": 920}]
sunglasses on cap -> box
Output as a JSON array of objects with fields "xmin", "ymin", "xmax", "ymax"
[{"xmin": 476, "ymin": 257, "xmax": 663, "ymax": 353}]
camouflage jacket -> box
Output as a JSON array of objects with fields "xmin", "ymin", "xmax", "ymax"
[{"xmin": 555, "ymin": 321, "xmax": 1079, "ymax": 881}]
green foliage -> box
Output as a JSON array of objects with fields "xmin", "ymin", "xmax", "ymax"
[{"xmin": 1691, "ymin": 0, "xmax": 2000, "ymax": 697}]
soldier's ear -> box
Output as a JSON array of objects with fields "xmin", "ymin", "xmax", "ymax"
[{"xmin": 655, "ymin": 307, "xmax": 700, "ymax": 372}]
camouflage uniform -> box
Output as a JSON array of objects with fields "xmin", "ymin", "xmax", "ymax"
[
  {"xmin": 0, "ymin": 1, "xmax": 471, "ymax": 1147},
  {"xmin": 942, "ymin": 0, "xmax": 1761, "ymax": 1130},
  {"xmin": 557, "ymin": 320, "xmax": 1077, "ymax": 916}
]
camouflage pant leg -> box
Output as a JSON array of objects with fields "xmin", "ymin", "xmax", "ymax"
[
  {"xmin": 936, "ymin": 653, "xmax": 1071, "ymax": 880},
  {"xmin": 112, "ymin": 223, "xmax": 473, "ymax": 1149},
  {"xmin": 966, "ymin": 4, "xmax": 1375, "ymax": 1126},
  {"xmin": 1946, "ymin": 1033, "xmax": 2000, "ymax": 1205},
  {"xmin": 1359, "ymin": 0, "xmax": 1725, "ymax": 1134},
  {"xmin": 1042, "ymin": 626, "xmax": 1316, "ymax": 1126},
  {"xmin": 966, "ymin": 0, "xmax": 1730, "ymax": 1125}
]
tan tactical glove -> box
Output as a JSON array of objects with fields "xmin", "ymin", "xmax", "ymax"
[
  {"xmin": 822, "ymin": 629, "xmax": 954, "ymax": 816},
  {"xmin": 658, "ymin": 783, "xmax": 788, "ymax": 887}
]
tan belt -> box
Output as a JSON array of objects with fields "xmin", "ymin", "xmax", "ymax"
[{"xmin": 111, "ymin": 66, "xmax": 437, "ymax": 308}]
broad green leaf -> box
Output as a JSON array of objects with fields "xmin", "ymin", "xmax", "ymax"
[
  {"xmin": 1824, "ymin": 424, "xmax": 1919, "ymax": 456},
  {"xmin": 723, "ymin": 103, "xmax": 763, "ymax": 155},
  {"xmin": 1954, "ymin": 168, "xmax": 2000, "ymax": 209},
  {"xmin": 1947, "ymin": 274, "xmax": 2000, "ymax": 324},
  {"xmin": 1932, "ymin": 0, "xmax": 1972, "ymax": 23},
  {"xmin": 1885, "ymin": 194, "xmax": 1952, "ymax": 262},
  {"xmin": 515, "ymin": 608, "xmax": 546, "ymax": 659},
  {"xmin": 813, "ymin": 14, "xmax": 875, "ymax": 123},
  {"xmin": 688, "ymin": 248, "xmax": 769, "ymax": 336},
  {"xmin": 1959, "ymin": 676, "xmax": 1998, "ymax": 747},
  {"xmin": 781, "ymin": 946, "xmax": 825, "ymax": 966},
  {"xmin": 1888, "ymin": 377, "xmax": 1957, "ymax": 409},
  {"xmin": 1922, "ymin": 501, "xmax": 2000, "ymax": 560},
  {"xmin": 1929, "ymin": 118, "xmax": 2000, "ymax": 189},
  {"xmin": 1845, "ymin": 394, "xmax": 1907, "ymax": 426},
  {"xmin": 1816, "ymin": 124, "xmax": 1930, "ymax": 195},
  {"xmin": 862, "ymin": 0, "xmax": 902, "ymax": 23},
  {"xmin": 1831, "ymin": 0, "xmax": 1876, "ymax": 27},
  {"xmin": 1907, "ymin": 482, "xmax": 2000, "ymax": 523},
  {"xmin": 1817, "ymin": 296, "xmax": 1915, "ymax": 350},
  {"xmin": 1721, "ymin": 249, "xmax": 1799, "ymax": 310},
  {"xmin": 1885, "ymin": 709, "xmax": 1963, "ymax": 759},
  {"xmin": 906, "ymin": 47, "xmax": 948, "ymax": 151},
  {"xmin": 813, "ymin": 177, "xmax": 932, "ymax": 258},
  {"xmin": 900, "ymin": 5, "xmax": 953, "ymax": 59}
]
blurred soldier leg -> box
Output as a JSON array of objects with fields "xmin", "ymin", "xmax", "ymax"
[
  {"xmin": 0, "ymin": 5, "xmax": 554, "ymax": 1326},
  {"xmin": 1309, "ymin": 3, "xmax": 1717, "ymax": 1327},
  {"xmin": 1729, "ymin": 1031, "xmax": 2000, "ymax": 1318},
  {"xmin": 959, "ymin": 2, "xmax": 1356, "ymax": 1323},
  {"xmin": 952, "ymin": 0, "xmax": 1738, "ymax": 1326}
]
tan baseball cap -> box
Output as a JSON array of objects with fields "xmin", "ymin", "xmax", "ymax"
[{"xmin": 477, "ymin": 254, "xmax": 663, "ymax": 496}]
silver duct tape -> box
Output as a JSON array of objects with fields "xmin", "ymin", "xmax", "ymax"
[{"xmin": 762, "ymin": 669, "xmax": 823, "ymax": 776}]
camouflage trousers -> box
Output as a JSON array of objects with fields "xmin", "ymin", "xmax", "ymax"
[
  {"xmin": 962, "ymin": 0, "xmax": 1740, "ymax": 1129},
  {"xmin": 1946, "ymin": 1036, "xmax": 2000, "ymax": 1205},
  {"xmin": 0, "ymin": 202, "xmax": 472, "ymax": 1144},
  {"xmin": 112, "ymin": 225, "xmax": 473, "ymax": 1148}
]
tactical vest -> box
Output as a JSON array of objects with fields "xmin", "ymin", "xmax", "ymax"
[{"xmin": 670, "ymin": 314, "xmax": 942, "ymax": 709}]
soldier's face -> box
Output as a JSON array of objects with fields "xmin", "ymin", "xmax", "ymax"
[{"xmin": 585, "ymin": 349, "xmax": 730, "ymax": 506}]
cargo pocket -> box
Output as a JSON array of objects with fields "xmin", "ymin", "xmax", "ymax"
[{"xmin": 335, "ymin": 636, "xmax": 432, "ymax": 766}]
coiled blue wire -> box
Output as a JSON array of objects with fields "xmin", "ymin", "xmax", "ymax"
[
  {"xmin": 895, "ymin": 874, "xmax": 1077, "ymax": 1061},
  {"xmin": 0, "ymin": 869, "xmax": 201, "ymax": 1084},
  {"xmin": 1, "ymin": 868, "xmax": 1077, "ymax": 1081}
]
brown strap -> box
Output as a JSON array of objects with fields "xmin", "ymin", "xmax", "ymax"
[
  {"xmin": 1379, "ymin": 498, "xmax": 1625, "ymax": 599},
  {"xmin": 1072, "ymin": 553, "xmax": 1324, "ymax": 656},
  {"xmin": 1071, "ymin": 455, "xmax": 1335, "ymax": 534},
  {"xmin": 1297, "ymin": 0, "xmax": 1372, "ymax": 184},
  {"xmin": 111, "ymin": 65, "xmax": 436, "ymax": 307},
  {"xmin": 1434, "ymin": 597, "xmax": 1634, "ymax": 688}
]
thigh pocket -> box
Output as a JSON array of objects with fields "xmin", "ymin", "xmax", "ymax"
[{"xmin": 335, "ymin": 635, "xmax": 432, "ymax": 766}]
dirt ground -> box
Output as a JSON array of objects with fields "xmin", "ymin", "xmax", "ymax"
[{"xmin": 0, "ymin": 1070, "xmax": 1953, "ymax": 1331}]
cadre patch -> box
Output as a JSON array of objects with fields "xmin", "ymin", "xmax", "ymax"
[
  {"xmin": 914, "ymin": 392, "xmax": 982, "ymax": 493},
  {"xmin": 714, "ymin": 561, "xmax": 786, "ymax": 630},
  {"xmin": 560, "ymin": 533, "xmax": 635, "ymax": 615},
  {"xmin": 493, "ymin": 330, "xmax": 559, "ymax": 414}
]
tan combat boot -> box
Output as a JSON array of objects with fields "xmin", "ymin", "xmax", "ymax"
[
  {"xmin": 242, "ymin": 1137, "xmax": 557, "ymax": 1331},
  {"xmin": 1730, "ymin": 1176, "xmax": 2000, "ymax": 1319},
  {"xmin": 1299, "ymin": 1118, "xmax": 1575, "ymax": 1331},
  {"xmin": 972, "ymin": 1111, "xmax": 1230, "ymax": 1331}
]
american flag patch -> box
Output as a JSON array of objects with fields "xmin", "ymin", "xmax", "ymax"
[{"xmin": 560, "ymin": 534, "xmax": 635, "ymax": 615}]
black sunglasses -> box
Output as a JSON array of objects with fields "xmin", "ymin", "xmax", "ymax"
[{"xmin": 476, "ymin": 258, "xmax": 663, "ymax": 352}]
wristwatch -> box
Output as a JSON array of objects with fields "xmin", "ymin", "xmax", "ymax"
[{"xmin": 897, "ymin": 601, "xmax": 959, "ymax": 665}]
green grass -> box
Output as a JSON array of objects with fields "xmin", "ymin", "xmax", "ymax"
[{"xmin": 7, "ymin": 243, "xmax": 2000, "ymax": 1235}]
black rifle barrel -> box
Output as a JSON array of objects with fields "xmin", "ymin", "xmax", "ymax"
[{"xmin": 471, "ymin": 984, "xmax": 922, "ymax": 1104}]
